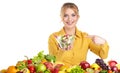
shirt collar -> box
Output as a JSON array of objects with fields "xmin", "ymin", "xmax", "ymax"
[
  {"xmin": 59, "ymin": 27, "xmax": 82, "ymax": 38},
  {"xmin": 75, "ymin": 27, "xmax": 82, "ymax": 38},
  {"xmin": 59, "ymin": 27, "xmax": 66, "ymax": 35}
]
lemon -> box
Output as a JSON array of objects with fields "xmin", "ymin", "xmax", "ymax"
[
  {"xmin": 116, "ymin": 64, "xmax": 120, "ymax": 69},
  {"xmin": 90, "ymin": 63, "xmax": 100, "ymax": 70},
  {"xmin": 60, "ymin": 65, "xmax": 68, "ymax": 71},
  {"xmin": 58, "ymin": 71, "xmax": 66, "ymax": 73},
  {"xmin": 21, "ymin": 68, "xmax": 30, "ymax": 73},
  {"xmin": 66, "ymin": 67, "xmax": 72, "ymax": 72}
]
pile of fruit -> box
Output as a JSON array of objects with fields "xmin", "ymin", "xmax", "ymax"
[{"xmin": 0, "ymin": 51, "xmax": 120, "ymax": 73}]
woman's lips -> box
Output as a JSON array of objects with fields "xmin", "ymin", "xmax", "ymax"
[{"xmin": 66, "ymin": 22, "xmax": 74, "ymax": 25}]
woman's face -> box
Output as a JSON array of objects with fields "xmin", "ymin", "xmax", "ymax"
[{"xmin": 62, "ymin": 8, "xmax": 79, "ymax": 29}]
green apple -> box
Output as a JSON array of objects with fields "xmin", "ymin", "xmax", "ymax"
[
  {"xmin": 86, "ymin": 68, "xmax": 94, "ymax": 73},
  {"xmin": 36, "ymin": 63, "xmax": 46, "ymax": 72}
]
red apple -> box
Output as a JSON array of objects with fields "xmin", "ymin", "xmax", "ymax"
[
  {"xmin": 111, "ymin": 66, "xmax": 118, "ymax": 72},
  {"xmin": 28, "ymin": 64, "xmax": 35, "ymax": 73},
  {"xmin": 27, "ymin": 59, "xmax": 32, "ymax": 64},
  {"xmin": 108, "ymin": 60, "xmax": 117, "ymax": 68},
  {"xmin": 54, "ymin": 64, "xmax": 64, "ymax": 69},
  {"xmin": 51, "ymin": 64, "xmax": 64, "ymax": 73},
  {"xmin": 79, "ymin": 61, "xmax": 90, "ymax": 70},
  {"xmin": 44, "ymin": 62, "xmax": 54, "ymax": 72},
  {"xmin": 52, "ymin": 68, "xmax": 59, "ymax": 73}
]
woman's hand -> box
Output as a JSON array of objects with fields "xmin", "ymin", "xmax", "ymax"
[
  {"xmin": 55, "ymin": 34, "xmax": 74, "ymax": 51},
  {"xmin": 87, "ymin": 35, "xmax": 106, "ymax": 45},
  {"xmin": 58, "ymin": 42, "xmax": 73, "ymax": 50}
]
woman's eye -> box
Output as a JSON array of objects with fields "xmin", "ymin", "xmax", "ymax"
[
  {"xmin": 72, "ymin": 14, "xmax": 76, "ymax": 17},
  {"xmin": 64, "ymin": 14, "xmax": 76, "ymax": 17},
  {"xmin": 64, "ymin": 14, "xmax": 68, "ymax": 17}
]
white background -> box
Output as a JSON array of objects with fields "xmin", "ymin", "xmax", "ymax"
[{"xmin": 0, "ymin": 0, "xmax": 120, "ymax": 70}]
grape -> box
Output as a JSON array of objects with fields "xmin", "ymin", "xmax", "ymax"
[{"xmin": 95, "ymin": 58, "xmax": 109, "ymax": 70}]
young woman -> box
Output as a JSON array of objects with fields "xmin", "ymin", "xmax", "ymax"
[{"xmin": 48, "ymin": 2, "xmax": 109, "ymax": 66}]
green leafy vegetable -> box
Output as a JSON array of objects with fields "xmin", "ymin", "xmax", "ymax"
[
  {"xmin": 99, "ymin": 70, "xmax": 108, "ymax": 73},
  {"xmin": 16, "ymin": 61, "xmax": 26, "ymax": 70},
  {"xmin": 45, "ymin": 54, "xmax": 56, "ymax": 63},
  {"xmin": 32, "ymin": 51, "xmax": 45, "ymax": 64},
  {"xmin": 70, "ymin": 65, "xmax": 85, "ymax": 73}
]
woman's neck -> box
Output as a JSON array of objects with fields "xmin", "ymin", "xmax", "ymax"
[{"xmin": 64, "ymin": 27, "xmax": 76, "ymax": 35}]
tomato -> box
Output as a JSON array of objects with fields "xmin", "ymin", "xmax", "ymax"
[{"xmin": 108, "ymin": 70, "xmax": 112, "ymax": 73}]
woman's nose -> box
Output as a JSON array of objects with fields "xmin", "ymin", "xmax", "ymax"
[{"xmin": 68, "ymin": 16, "xmax": 72, "ymax": 21}]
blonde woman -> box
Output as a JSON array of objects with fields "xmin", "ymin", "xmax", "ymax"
[{"xmin": 48, "ymin": 2, "xmax": 109, "ymax": 66}]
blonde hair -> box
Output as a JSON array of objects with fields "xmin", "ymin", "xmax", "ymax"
[{"xmin": 60, "ymin": 2, "xmax": 79, "ymax": 18}]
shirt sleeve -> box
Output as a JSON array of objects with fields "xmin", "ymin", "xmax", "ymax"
[
  {"xmin": 48, "ymin": 34, "xmax": 58, "ymax": 55},
  {"xmin": 89, "ymin": 39, "xmax": 109, "ymax": 59},
  {"xmin": 48, "ymin": 34, "xmax": 64, "ymax": 57}
]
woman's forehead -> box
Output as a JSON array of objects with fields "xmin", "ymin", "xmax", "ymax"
[{"xmin": 64, "ymin": 8, "xmax": 75, "ymax": 13}]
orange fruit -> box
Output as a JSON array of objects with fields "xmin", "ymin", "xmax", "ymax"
[
  {"xmin": 6, "ymin": 65, "xmax": 19, "ymax": 73},
  {"xmin": 0, "ymin": 69, "xmax": 7, "ymax": 73}
]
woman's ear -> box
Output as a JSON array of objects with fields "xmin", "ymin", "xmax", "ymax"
[{"xmin": 77, "ymin": 15, "xmax": 80, "ymax": 21}]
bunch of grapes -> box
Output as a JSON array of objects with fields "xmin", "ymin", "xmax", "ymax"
[{"xmin": 95, "ymin": 58, "xmax": 109, "ymax": 70}]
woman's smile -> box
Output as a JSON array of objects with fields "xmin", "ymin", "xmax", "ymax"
[
  {"xmin": 66, "ymin": 21, "xmax": 74, "ymax": 25},
  {"xmin": 63, "ymin": 8, "xmax": 78, "ymax": 29}
]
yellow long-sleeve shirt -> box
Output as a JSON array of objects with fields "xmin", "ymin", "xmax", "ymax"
[{"xmin": 48, "ymin": 27, "xmax": 109, "ymax": 66}]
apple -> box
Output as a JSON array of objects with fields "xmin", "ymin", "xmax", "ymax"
[
  {"xmin": 52, "ymin": 68, "xmax": 59, "ymax": 73},
  {"xmin": 79, "ymin": 61, "xmax": 90, "ymax": 70},
  {"xmin": 27, "ymin": 64, "xmax": 35, "ymax": 73},
  {"xmin": 108, "ymin": 60, "xmax": 117, "ymax": 68},
  {"xmin": 111, "ymin": 66, "xmax": 118, "ymax": 72},
  {"xmin": 27, "ymin": 59, "xmax": 32, "ymax": 64},
  {"xmin": 44, "ymin": 62, "xmax": 54, "ymax": 72},
  {"xmin": 54, "ymin": 64, "xmax": 64, "ymax": 69},
  {"xmin": 36, "ymin": 63, "xmax": 46, "ymax": 73},
  {"xmin": 86, "ymin": 68, "xmax": 94, "ymax": 73},
  {"xmin": 28, "ymin": 64, "xmax": 35, "ymax": 73},
  {"xmin": 51, "ymin": 64, "xmax": 64, "ymax": 73}
]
